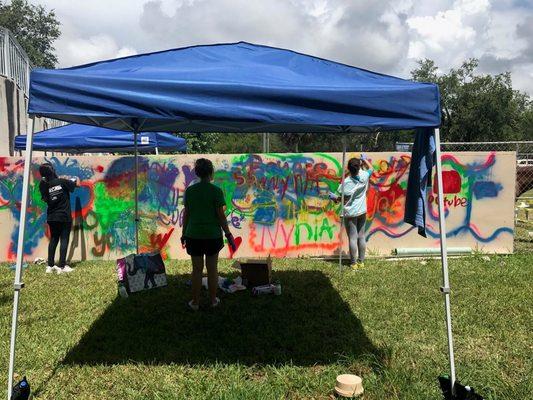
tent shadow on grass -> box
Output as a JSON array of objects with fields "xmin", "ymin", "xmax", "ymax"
[
  {"xmin": 62, "ymin": 270, "xmax": 387, "ymax": 369},
  {"xmin": 0, "ymin": 292, "xmax": 11, "ymax": 307}
]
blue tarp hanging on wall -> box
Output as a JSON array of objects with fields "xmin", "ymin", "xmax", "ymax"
[
  {"xmin": 28, "ymin": 42, "xmax": 440, "ymax": 133},
  {"xmin": 14, "ymin": 124, "xmax": 186, "ymax": 153}
]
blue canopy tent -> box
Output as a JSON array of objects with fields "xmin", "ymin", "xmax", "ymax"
[
  {"xmin": 14, "ymin": 124, "xmax": 187, "ymax": 154},
  {"xmin": 14, "ymin": 124, "xmax": 186, "ymax": 258},
  {"xmin": 9, "ymin": 42, "xmax": 457, "ymax": 397},
  {"xmin": 28, "ymin": 43, "xmax": 440, "ymax": 133}
]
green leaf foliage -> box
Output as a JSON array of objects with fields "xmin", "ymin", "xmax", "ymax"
[{"xmin": 0, "ymin": 0, "xmax": 61, "ymax": 68}]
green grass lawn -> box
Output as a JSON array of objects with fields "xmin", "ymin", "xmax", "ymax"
[{"xmin": 1, "ymin": 252, "xmax": 531, "ymax": 399}]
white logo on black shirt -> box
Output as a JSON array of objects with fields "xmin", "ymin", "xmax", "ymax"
[{"xmin": 48, "ymin": 185, "xmax": 64, "ymax": 202}]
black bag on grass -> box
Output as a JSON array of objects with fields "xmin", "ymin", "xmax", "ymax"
[
  {"xmin": 439, "ymin": 375, "xmax": 484, "ymax": 400},
  {"xmin": 11, "ymin": 376, "xmax": 30, "ymax": 400}
]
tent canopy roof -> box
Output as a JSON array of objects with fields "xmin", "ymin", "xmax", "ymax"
[
  {"xmin": 14, "ymin": 124, "xmax": 187, "ymax": 153},
  {"xmin": 29, "ymin": 42, "xmax": 440, "ymax": 133}
]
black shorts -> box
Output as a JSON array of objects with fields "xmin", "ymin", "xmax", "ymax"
[{"xmin": 185, "ymin": 237, "xmax": 224, "ymax": 257}]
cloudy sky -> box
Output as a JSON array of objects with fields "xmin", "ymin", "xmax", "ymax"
[{"xmin": 35, "ymin": 0, "xmax": 533, "ymax": 94}]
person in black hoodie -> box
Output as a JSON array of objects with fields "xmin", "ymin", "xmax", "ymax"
[{"xmin": 38, "ymin": 163, "xmax": 78, "ymax": 274}]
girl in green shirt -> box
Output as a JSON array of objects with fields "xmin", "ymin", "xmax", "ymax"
[{"xmin": 182, "ymin": 158, "xmax": 236, "ymax": 310}]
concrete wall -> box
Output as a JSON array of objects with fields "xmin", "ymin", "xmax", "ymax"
[
  {"xmin": 0, "ymin": 76, "xmax": 48, "ymax": 156},
  {"xmin": 0, "ymin": 151, "xmax": 515, "ymax": 263}
]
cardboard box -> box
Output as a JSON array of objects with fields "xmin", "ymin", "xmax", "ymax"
[{"xmin": 233, "ymin": 256, "xmax": 272, "ymax": 288}]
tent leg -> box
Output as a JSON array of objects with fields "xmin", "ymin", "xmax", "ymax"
[
  {"xmin": 134, "ymin": 130, "xmax": 139, "ymax": 255},
  {"xmin": 434, "ymin": 128, "xmax": 457, "ymax": 394},
  {"xmin": 7, "ymin": 116, "xmax": 35, "ymax": 400},
  {"xmin": 155, "ymin": 147, "xmax": 159, "ymax": 156},
  {"xmin": 338, "ymin": 135, "xmax": 347, "ymax": 272}
]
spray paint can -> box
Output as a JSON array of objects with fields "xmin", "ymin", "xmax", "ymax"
[
  {"xmin": 252, "ymin": 284, "xmax": 275, "ymax": 296},
  {"xmin": 273, "ymin": 282, "xmax": 281, "ymax": 295}
]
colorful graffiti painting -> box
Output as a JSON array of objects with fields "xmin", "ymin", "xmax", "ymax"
[
  {"xmin": 215, "ymin": 154, "xmax": 342, "ymax": 256},
  {"xmin": 0, "ymin": 152, "xmax": 515, "ymax": 262},
  {"xmin": 425, "ymin": 153, "xmax": 513, "ymax": 243}
]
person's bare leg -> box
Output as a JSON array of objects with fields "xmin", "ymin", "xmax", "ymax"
[
  {"xmin": 191, "ymin": 256, "xmax": 204, "ymax": 306},
  {"xmin": 206, "ymin": 253, "xmax": 219, "ymax": 304}
]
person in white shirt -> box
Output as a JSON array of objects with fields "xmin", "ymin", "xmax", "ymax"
[{"xmin": 333, "ymin": 155, "xmax": 373, "ymax": 270}]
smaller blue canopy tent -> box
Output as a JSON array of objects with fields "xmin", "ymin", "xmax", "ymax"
[
  {"xmin": 14, "ymin": 124, "xmax": 186, "ymax": 153},
  {"xmin": 14, "ymin": 124, "xmax": 186, "ymax": 268}
]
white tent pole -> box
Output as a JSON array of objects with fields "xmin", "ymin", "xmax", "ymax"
[
  {"xmin": 338, "ymin": 135, "xmax": 347, "ymax": 271},
  {"xmin": 7, "ymin": 116, "xmax": 35, "ymax": 399},
  {"xmin": 434, "ymin": 128, "xmax": 457, "ymax": 393},
  {"xmin": 155, "ymin": 146, "xmax": 159, "ymax": 156},
  {"xmin": 134, "ymin": 130, "xmax": 139, "ymax": 254}
]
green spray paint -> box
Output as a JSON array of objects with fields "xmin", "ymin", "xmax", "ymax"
[{"xmin": 92, "ymin": 182, "xmax": 134, "ymax": 232}]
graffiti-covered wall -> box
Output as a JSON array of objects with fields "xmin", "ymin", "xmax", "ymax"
[{"xmin": 0, "ymin": 152, "xmax": 515, "ymax": 262}]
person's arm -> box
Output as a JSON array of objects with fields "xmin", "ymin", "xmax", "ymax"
[
  {"xmin": 216, "ymin": 206, "xmax": 231, "ymax": 236},
  {"xmin": 39, "ymin": 181, "xmax": 49, "ymax": 203},
  {"xmin": 335, "ymin": 177, "xmax": 352, "ymax": 202},
  {"xmin": 215, "ymin": 188, "xmax": 236, "ymax": 251},
  {"xmin": 328, "ymin": 191, "xmax": 340, "ymax": 202},
  {"xmin": 181, "ymin": 206, "xmax": 189, "ymax": 246},
  {"xmin": 181, "ymin": 189, "xmax": 189, "ymax": 244},
  {"xmin": 359, "ymin": 154, "xmax": 372, "ymax": 170},
  {"xmin": 61, "ymin": 177, "xmax": 78, "ymax": 192},
  {"xmin": 217, "ymin": 206, "xmax": 236, "ymax": 251}
]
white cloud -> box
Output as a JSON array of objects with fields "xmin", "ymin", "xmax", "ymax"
[
  {"xmin": 406, "ymin": 0, "xmax": 490, "ymax": 54},
  {"xmin": 55, "ymin": 29, "xmax": 138, "ymax": 66},
  {"xmin": 36, "ymin": 0, "xmax": 145, "ymax": 65},
  {"xmin": 33, "ymin": 0, "xmax": 533, "ymax": 95},
  {"xmin": 485, "ymin": 10, "xmax": 528, "ymax": 59},
  {"xmin": 116, "ymin": 47, "xmax": 138, "ymax": 58},
  {"xmin": 509, "ymin": 64, "xmax": 533, "ymax": 94},
  {"xmin": 404, "ymin": 0, "xmax": 533, "ymax": 94}
]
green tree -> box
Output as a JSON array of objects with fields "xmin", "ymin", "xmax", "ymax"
[
  {"xmin": 278, "ymin": 131, "xmax": 412, "ymax": 153},
  {"xmin": 278, "ymin": 133, "xmax": 362, "ymax": 152},
  {"xmin": 517, "ymin": 102, "xmax": 533, "ymax": 141},
  {"xmin": 178, "ymin": 133, "xmax": 221, "ymax": 154},
  {"xmin": 214, "ymin": 133, "xmax": 285, "ymax": 154},
  {"xmin": 0, "ymin": 0, "xmax": 61, "ymax": 68},
  {"xmin": 411, "ymin": 58, "xmax": 531, "ymax": 142}
]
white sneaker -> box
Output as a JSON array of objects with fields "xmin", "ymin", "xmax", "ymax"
[
  {"xmin": 46, "ymin": 265, "xmax": 60, "ymax": 274},
  {"xmin": 211, "ymin": 297, "xmax": 221, "ymax": 308},
  {"xmin": 59, "ymin": 265, "xmax": 74, "ymax": 273},
  {"xmin": 188, "ymin": 300, "xmax": 199, "ymax": 311}
]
